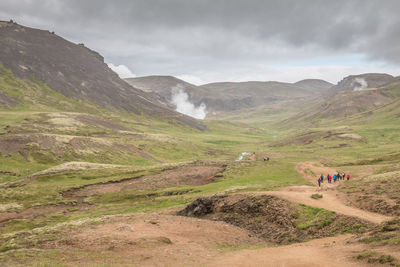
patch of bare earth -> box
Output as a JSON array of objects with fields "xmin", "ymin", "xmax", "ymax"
[
  {"xmin": 0, "ymin": 204, "xmax": 89, "ymax": 225},
  {"xmin": 212, "ymin": 234, "xmax": 400, "ymax": 267},
  {"xmin": 39, "ymin": 213, "xmax": 263, "ymax": 266}
]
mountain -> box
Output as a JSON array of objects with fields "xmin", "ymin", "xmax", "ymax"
[
  {"xmin": 0, "ymin": 21, "xmax": 204, "ymax": 130},
  {"xmin": 127, "ymin": 76, "xmax": 334, "ymax": 114},
  {"xmin": 332, "ymin": 73, "xmax": 395, "ymax": 92}
]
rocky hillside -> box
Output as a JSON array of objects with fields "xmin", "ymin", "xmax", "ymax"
[
  {"xmin": 332, "ymin": 73, "xmax": 395, "ymax": 92},
  {"xmin": 0, "ymin": 21, "xmax": 204, "ymax": 130}
]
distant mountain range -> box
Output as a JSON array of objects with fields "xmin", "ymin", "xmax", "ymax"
[
  {"xmin": 1, "ymin": 21, "xmax": 399, "ymax": 127},
  {"xmin": 126, "ymin": 76, "xmax": 334, "ymax": 114}
]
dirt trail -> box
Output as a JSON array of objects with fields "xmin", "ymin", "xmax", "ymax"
[
  {"xmin": 255, "ymin": 162, "xmax": 392, "ymax": 224},
  {"xmin": 211, "ymin": 234, "xmax": 400, "ymax": 267},
  {"xmin": 260, "ymin": 186, "xmax": 390, "ymax": 224},
  {"xmin": 295, "ymin": 161, "xmax": 339, "ymax": 186}
]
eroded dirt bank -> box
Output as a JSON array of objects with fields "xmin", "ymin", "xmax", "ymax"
[{"xmin": 178, "ymin": 194, "xmax": 370, "ymax": 245}]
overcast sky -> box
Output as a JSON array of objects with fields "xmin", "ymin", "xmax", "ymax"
[{"xmin": 1, "ymin": 0, "xmax": 400, "ymax": 85}]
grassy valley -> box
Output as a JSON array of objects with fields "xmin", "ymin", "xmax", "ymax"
[{"xmin": 1, "ymin": 22, "xmax": 400, "ymax": 267}]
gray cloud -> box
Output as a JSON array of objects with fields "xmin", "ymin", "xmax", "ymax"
[{"xmin": 1, "ymin": 0, "xmax": 400, "ymax": 83}]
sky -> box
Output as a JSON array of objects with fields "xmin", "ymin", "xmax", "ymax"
[{"xmin": 1, "ymin": 0, "xmax": 400, "ymax": 85}]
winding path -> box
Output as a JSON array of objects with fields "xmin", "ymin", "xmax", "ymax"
[
  {"xmin": 256, "ymin": 162, "xmax": 392, "ymax": 224},
  {"xmin": 212, "ymin": 161, "xmax": 395, "ymax": 266}
]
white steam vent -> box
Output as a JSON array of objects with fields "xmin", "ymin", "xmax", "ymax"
[
  {"xmin": 352, "ymin": 78, "xmax": 368, "ymax": 91},
  {"xmin": 171, "ymin": 84, "xmax": 207, "ymax": 120},
  {"xmin": 235, "ymin": 152, "xmax": 250, "ymax": 161}
]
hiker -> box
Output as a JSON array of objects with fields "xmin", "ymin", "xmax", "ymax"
[
  {"xmin": 327, "ymin": 174, "xmax": 331, "ymax": 183},
  {"xmin": 318, "ymin": 177, "xmax": 321, "ymax": 188},
  {"xmin": 320, "ymin": 173, "xmax": 324, "ymax": 183},
  {"xmin": 342, "ymin": 172, "xmax": 346, "ymax": 181},
  {"xmin": 347, "ymin": 173, "xmax": 350, "ymax": 180},
  {"xmin": 337, "ymin": 172, "xmax": 341, "ymax": 180},
  {"xmin": 333, "ymin": 174, "xmax": 337, "ymax": 182}
]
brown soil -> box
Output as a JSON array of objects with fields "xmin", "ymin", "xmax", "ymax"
[
  {"xmin": 38, "ymin": 213, "xmax": 264, "ymax": 267},
  {"xmin": 212, "ymin": 234, "xmax": 400, "ymax": 267},
  {"xmin": 178, "ymin": 194, "xmax": 369, "ymax": 245},
  {"xmin": 0, "ymin": 204, "xmax": 89, "ymax": 224}
]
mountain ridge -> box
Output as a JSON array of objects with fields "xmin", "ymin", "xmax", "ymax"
[{"xmin": 0, "ymin": 21, "xmax": 205, "ymax": 130}]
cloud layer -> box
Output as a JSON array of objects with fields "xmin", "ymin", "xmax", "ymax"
[{"xmin": 1, "ymin": 0, "xmax": 400, "ymax": 83}]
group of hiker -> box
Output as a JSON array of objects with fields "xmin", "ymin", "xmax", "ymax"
[{"xmin": 317, "ymin": 172, "xmax": 350, "ymax": 187}]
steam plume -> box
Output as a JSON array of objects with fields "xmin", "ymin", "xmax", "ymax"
[
  {"xmin": 352, "ymin": 78, "xmax": 368, "ymax": 91},
  {"xmin": 171, "ymin": 84, "xmax": 207, "ymax": 119},
  {"xmin": 235, "ymin": 152, "xmax": 250, "ymax": 161}
]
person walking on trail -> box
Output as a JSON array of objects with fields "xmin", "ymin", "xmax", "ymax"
[
  {"xmin": 327, "ymin": 174, "xmax": 331, "ymax": 183},
  {"xmin": 333, "ymin": 174, "xmax": 337, "ymax": 182},
  {"xmin": 320, "ymin": 174, "xmax": 324, "ymax": 183},
  {"xmin": 318, "ymin": 177, "xmax": 321, "ymax": 188},
  {"xmin": 347, "ymin": 173, "xmax": 350, "ymax": 181},
  {"xmin": 342, "ymin": 172, "xmax": 346, "ymax": 181}
]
